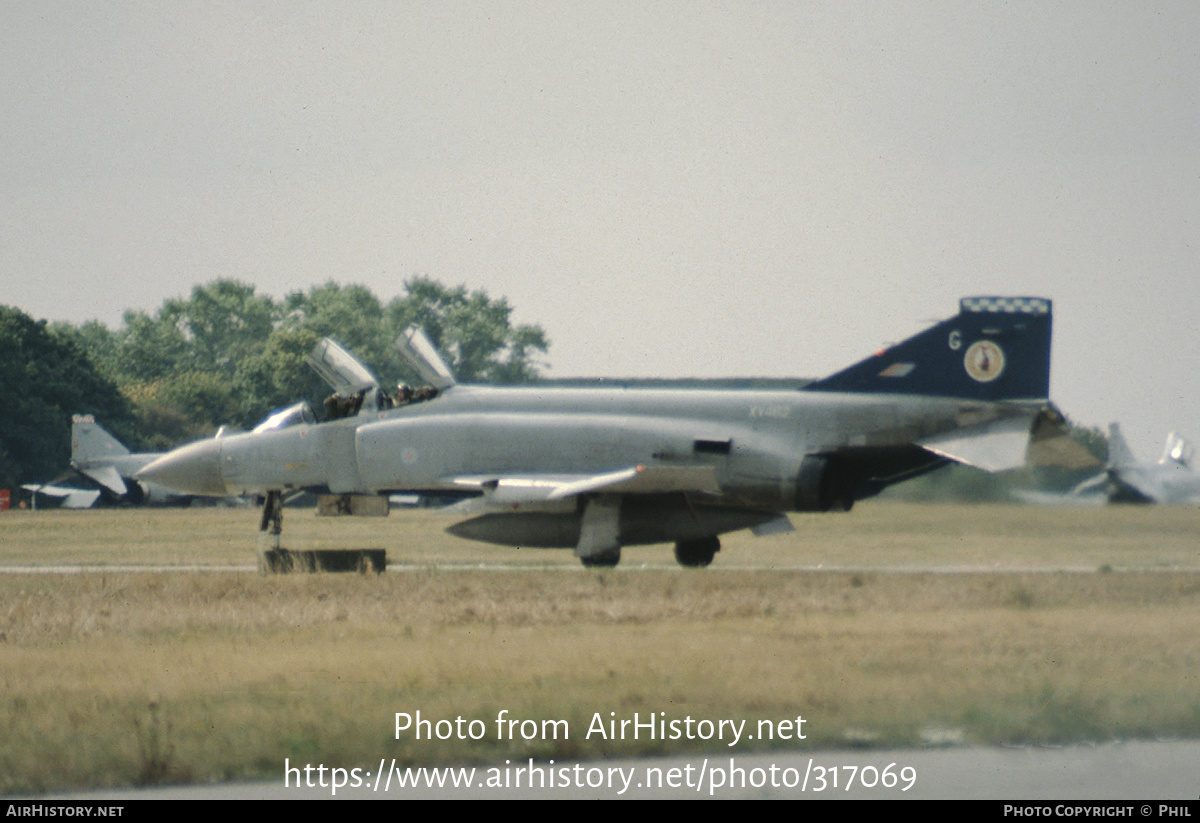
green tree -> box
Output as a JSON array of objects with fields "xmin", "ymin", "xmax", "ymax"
[
  {"xmin": 276, "ymin": 278, "xmax": 549, "ymax": 391},
  {"xmin": 46, "ymin": 277, "xmax": 551, "ymax": 449},
  {"xmin": 161, "ymin": 280, "xmax": 277, "ymax": 379},
  {"xmin": 385, "ymin": 277, "xmax": 549, "ymax": 383},
  {"xmin": 0, "ymin": 305, "xmax": 135, "ymax": 488},
  {"xmin": 84, "ymin": 280, "xmax": 283, "ymax": 435},
  {"xmin": 280, "ymin": 282, "xmax": 392, "ymax": 373},
  {"xmin": 238, "ymin": 326, "xmax": 326, "ymax": 425},
  {"xmin": 58, "ymin": 320, "xmax": 122, "ymax": 382},
  {"xmin": 109, "ymin": 309, "xmax": 191, "ymax": 383}
]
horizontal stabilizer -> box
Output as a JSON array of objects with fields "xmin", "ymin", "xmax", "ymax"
[
  {"xmin": 918, "ymin": 414, "xmax": 1036, "ymax": 472},
  {"xmin": 80, "ymin": 465, "xmax": 128, "ymax": 496}
]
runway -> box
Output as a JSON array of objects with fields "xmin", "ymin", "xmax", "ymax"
[{"xmin": 0, "ymin": 561, "xmax": 1117, "ymax": 575}]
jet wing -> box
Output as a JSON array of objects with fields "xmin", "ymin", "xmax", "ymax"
[
  {"xmin": 448, "ymin": 464, "xmax": 721, "ymax": 504},
  {"xmin": 1107, "ymin": 469, "xmax": 1161, "ymax": 503}
]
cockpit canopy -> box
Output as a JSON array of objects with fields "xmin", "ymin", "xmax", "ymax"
[
  {"xmin": 302, "ymin": 328, "xmax": 457, "ymax": 421},
  {"xmin": 252, "ymin": 402, "xmax": 317, "ymax": 433},
  {"xmin": 394, "ymin": 325, "xmax": 456, "ymax": 391},
  {"xmin": 306, "ymin": 326, "xmax": 457, "ymax": 398},
  {"xmin": 307, "ymin": 338, "xmax": 380, "ymax": 396}
]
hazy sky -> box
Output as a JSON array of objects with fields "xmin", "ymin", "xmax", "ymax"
[{"xmin": 3, "ymin": 2, "xmax": 1197, "ymax": 461}]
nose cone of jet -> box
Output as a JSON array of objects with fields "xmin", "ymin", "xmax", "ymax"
[{"xmin": 136, "ymin": 438, "xmax": 226, "ymax": 496}]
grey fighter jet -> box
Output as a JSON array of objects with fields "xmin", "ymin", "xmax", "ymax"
[
  {"xmin": 1072, "ymin": 423, "xmax": 1200, "ymax": 504},
  {"xmin": 24, "ymin": 416, "xmax": 184, "ymax": 507},
  {"xmin": 69, "ymin": 415, "xmax": 166, "ymax": 503},
  {"xmin": 138, "ymin": 297, "xmax": 1062, "ymax": 567}
]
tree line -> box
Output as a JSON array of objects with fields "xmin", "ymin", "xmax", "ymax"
[{"xmin": 0, "ymin": 277, "xmax": 548, "ymax": 489}]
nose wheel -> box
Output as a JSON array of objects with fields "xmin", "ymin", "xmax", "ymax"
[{"xmin": 259, "ymin": 490, "xmax": 283, "ymax": 550}]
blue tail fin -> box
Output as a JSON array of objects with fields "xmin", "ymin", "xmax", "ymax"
[{"xmin": 805, "ymin": 297, "xmax": 1051, "ymax": 401}]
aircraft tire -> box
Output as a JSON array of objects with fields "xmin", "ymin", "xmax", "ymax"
[
  {"xmin": 674, "ymin": 536, "xmax": 719, "ymax": 568},
  {"xmin": 580, "ymin": 548, "xmax": 621, "ymax": 568}
]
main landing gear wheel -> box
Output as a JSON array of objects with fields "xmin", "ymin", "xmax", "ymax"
[
  {"xmin": 259, "ymin": 489, "xmax": 283, "ymax": 550},
  {"xmin": 580, "ymin": 548, "xmax": 621, "ymax": 568},
  {"xmin": 674, "ymin": 536, "xmax": 720, "ymax": 568}
]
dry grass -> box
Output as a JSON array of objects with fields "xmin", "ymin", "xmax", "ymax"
[{"xmin": 1, "ymin": 501, "xmax": 1199, "ymax": 793}]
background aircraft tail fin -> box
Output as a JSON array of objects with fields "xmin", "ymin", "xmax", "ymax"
[
  {"xmin": 70, "ymin": 414, "xmax": 130, "ymax": 466},
  {"xmin": 1159, "ymin": 432, "xmax": 1193, "ymax": 468},
  {"xmin": 805, "ymin": 297, "xmax": 1051, "ymax": 401},
  {"xmin": 1106, "ymin": 423, "xmax": 1138, "ymax": 468}
]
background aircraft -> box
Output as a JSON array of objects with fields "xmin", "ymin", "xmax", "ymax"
[
  {"xmin": 1072, "ymin": 423, "xmax": 1200, "ymax": 504},
  {"xmin": 139, "ymin": 297, "xmax": 1069, "ymax": 566},
  {"xmin": 23, "ymin": 416, "xmax": 186, "ymax": 507}
]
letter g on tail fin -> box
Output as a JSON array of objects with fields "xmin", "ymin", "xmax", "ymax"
[{"xmin": 805, "ymin": 297, "xmax": 1052, "ymax": 402}]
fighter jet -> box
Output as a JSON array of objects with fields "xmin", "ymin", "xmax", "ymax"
[
  {"xmin": 138, "ymin": 296, "xmax": 1062, "ymax": 567},
  {"xmin": 23, "ymin": 416, "xmax": 184, "ymax": 507},
  {"xmin": 69, "ymin": 416, "xmax": 168, "ymax": 503},
  {"xmin": 1072, "ymin": 423, "xmax": 1200, "ymax": 504}
]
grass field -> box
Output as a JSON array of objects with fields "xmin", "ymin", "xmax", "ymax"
[{"xmin": 2, "ymin": 501, "xmax": 1199, "ymax": 794}]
